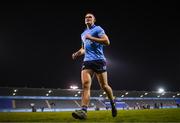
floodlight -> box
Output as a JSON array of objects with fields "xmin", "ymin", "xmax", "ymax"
[
  {"xmin": 70, "ymin": 85, "xmax": 78, "ymax": 90},
  {"xmin": 158, "ymin": 88, "xmax": 165, "ymax": 93}
]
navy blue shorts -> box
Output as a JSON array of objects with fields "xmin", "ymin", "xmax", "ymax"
[{"xmin": 81, "ymin": 60, "xmax": 107, "ymax": 73}]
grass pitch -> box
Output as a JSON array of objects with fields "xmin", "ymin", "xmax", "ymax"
[{"xmin": 0, "ymin": 108, "xmax": 180, "ymax": 122}]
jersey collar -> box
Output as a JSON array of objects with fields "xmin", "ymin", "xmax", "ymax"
[{"xmin": 87, "ymin": 24, "xmax": 96, "ymax": 30}]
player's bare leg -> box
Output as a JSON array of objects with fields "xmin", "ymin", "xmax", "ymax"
[
  {"xmin": 81, "ymin": 69, "xmax": 93, "ymax": 108},
  {"xmin": 96, "ymin": 72, "xmax": 117, "ymax": 117},
  {"xmin": 72, "ymin": 69, "xmax": 93, "ymax": 119}
]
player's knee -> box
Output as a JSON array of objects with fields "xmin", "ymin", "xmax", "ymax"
[
  {"xmin": 82, "ymin": 81, "xmax": 90, "ymax": 89},
  {"xmin": 101, "ymin": 84, "xmax": 109, "ymax": 90}
]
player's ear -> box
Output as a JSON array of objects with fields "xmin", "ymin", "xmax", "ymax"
[
  {"xmin": 93, "ymin": 14, "xmax": 96, "ymax": 23},
  {"xmin": 94, "ymin": 18, "xmax": 96, "ymax": 23}
]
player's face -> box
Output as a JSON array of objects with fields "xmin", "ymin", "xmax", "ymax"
[{"xmin": 85, "ymin": 14, "xmax": 95, "ymax": 26}]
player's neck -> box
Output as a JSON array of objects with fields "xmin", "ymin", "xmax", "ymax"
[{"xmin": 86, "ymin": 24, "xmax": 95, "ymax": 29}]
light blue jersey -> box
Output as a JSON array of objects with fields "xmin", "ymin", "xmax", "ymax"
[{"xmin": 81, "ymin": 25, "xmax": 108, "ymax": 61}]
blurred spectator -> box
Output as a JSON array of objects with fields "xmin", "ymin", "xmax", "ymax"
[{"xmin": 160, "ymin": 102, "xmax": 163, "ymax": 109}]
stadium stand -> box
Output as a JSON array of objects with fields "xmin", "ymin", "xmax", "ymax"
[{"xmin": 0, "ymin": 87, "xmax": 179, "ymax": 112}]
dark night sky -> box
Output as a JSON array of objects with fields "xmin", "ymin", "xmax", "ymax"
[{"xmin": 0, "ymin": 1, "xmax": 179, "ymax": 91}]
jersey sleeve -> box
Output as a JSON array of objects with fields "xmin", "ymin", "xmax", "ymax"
[{"xmin": 97, "ymin": 26, "xmax": 106, "ymax": 37}]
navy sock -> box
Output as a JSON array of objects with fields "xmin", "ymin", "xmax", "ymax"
[
  {"xmin": 81, "ymin": 105, "xmax": 87, "ymax": 112},
  {"xmin": 110, "ymin": 100, "xmax": 115, "ymax": 107}
]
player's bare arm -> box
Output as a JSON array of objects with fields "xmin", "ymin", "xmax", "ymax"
[
  {"xmin": 85, "ymin": 34, "xmax": 110, "ymax": 46},
  {"xmin": 72, "ymin": 46, "xmax": 85, "ymax": 60}
]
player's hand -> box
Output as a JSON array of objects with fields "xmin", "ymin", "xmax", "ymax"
[
  {"xmin": 85, "ymin": 34, "xmax": 92, "ymax": 40},
  {"xmin": 72, "ymin": 52, "xmax": 78, "ymax": 60}
]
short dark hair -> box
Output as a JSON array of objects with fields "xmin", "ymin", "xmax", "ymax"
[{"xmin": 85, "ymin": 13, "xmax": 96, "ymax": 22}]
